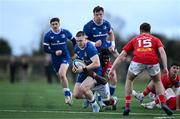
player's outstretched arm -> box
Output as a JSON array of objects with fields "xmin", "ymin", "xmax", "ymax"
[
  {"xmin": 110, "ymin": 50, "xmax": 127, "ymax": 73},
  {"xmin": 158, "ymin": 47, "xmax": 168, "ymax": 75},
  {"xmin": 83, "ymin": 67, "xmax": 107, "ymax": 85}
]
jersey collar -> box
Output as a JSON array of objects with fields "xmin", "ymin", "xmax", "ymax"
[
  {"xmin": 93, "ymin": 19, "xmax": 103, "ymax": 26},
  {"xmin": 51, "ymin": 28, "xmax": 61, "ymax": 34}
]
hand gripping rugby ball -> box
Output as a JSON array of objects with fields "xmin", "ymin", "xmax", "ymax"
[{"xmin": 73, "ymin": 59, "xmax": 86, "ymax": 69}]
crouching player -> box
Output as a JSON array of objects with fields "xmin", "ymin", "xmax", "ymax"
[
  {"xmin": 133, "ymin": 63, "xmax": 180, "ymax": 110},
  {"xmin": 139, "ymin": 88, "xmax": 179, "ymax": 110}
]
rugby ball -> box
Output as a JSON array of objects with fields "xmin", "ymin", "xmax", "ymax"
[{"xmin": 73, "ymin": 59, "xmax": 86, "ymax": 69}]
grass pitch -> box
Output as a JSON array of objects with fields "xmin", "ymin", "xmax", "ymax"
[{"xmin": 0, "ymin": 78, "xmax": 179, "ymax": 119}]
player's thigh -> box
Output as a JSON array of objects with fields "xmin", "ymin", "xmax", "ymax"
[
  {"xmin": 81, "ymin": 76, "xmax": 96, "ymax": 91},
  {"xmin": 128, "ymin": 61, "xmax": 145, "ymax": 76},
  {"xmin": 58, "ymin": 63, "xmax": 69, "ymax": 75},
  {"xmin": 147, "ymin": 63, "xmax": 160, "ymax": 76},
  {"xmin": 73, "ymin": 83, "xmax": 81, "ymax": 96},
  {"xmin": 150, "ymin": 73, "xmax": 161, "ymax": 83},
  {"xmin": 126, "ymin": 70, "xmax": 137, "ymax": 81}
]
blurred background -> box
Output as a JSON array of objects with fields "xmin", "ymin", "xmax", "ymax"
[{"xmin": 0, "ymin": 0, "xmax": 180, "ymax": 83}]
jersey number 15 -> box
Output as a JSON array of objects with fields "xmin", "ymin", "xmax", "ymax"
[{"xmin": 138, "ymin": 39, "xmax": 152, "ymax": 48}]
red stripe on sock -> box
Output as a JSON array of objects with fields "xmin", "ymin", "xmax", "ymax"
[
  {"xmin": 143, "ymin": 86, "xmax": 151, "ymax": 96},
  {"xmin": 125, "ymin": 96, "xmax": 131, "ymax": 108}
]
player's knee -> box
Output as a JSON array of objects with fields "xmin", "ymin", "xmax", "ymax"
[
  {"xmin": 73, "ymin": 92, "xmax": 81, "ymax": 99},
  {"xmin": 73, "ymin": 94, "xmax": 80, "ymax": 99},
  {"xmin": 59, "ymin": 73, "xmax": 66, "ymax": 80},
  {"xmin": 79, "ymin": 86, "xmax": 87, "ymax": 94},
  {"xmin": 111, "ymin": 77, "xmax": 117, "ymax": 84},
  {"xmin": 152, "ymin": 78, "xmax": 160, "ymax": 83}
]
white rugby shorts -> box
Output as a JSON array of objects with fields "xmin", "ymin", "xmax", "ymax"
[
  {"xmin": 93, "ymin": 83, "xmax": 110, "ymax": 100},
  {"xmin": 128, "ymin": 61, "xmax": 160, "ymax": 76}
]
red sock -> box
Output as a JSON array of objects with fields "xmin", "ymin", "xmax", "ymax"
[
  {"xmin": 125, "ymin": 96, "xmax": 131, "ymax": 108},
  {"xmin": 158, "ymin": 94, "xmax": 166, "ymax": 104},
  {"xmin": 143, "ymin": 86, "xmax": 151, "ymax": 96},
  {"xmin": 155, "ymin": 98, "xmax": 159, "ymax": 104}
]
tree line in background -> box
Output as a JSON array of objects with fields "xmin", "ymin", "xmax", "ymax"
[
  {"xmin": 0, "ymin": 31, "xmax": 180, "ymax": 64},
  {"xmin": 0, "ymin": 32, "xmax": 179, "ymax": 84}
]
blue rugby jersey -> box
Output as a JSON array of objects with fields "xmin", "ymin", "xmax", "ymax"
[
  {"xmin": 43, "ymin": 28, "xmax": 74, "ymax": 62},
  {"xmin": 74, "ymin": 42, "xmax": 102, "ymax": 72},
  {"xmin": 83, "ymin": 19, "xmax": 112, "ymax": 51}
]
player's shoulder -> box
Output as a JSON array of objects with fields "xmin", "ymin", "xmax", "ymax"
[
  {"xmin": 145, "ymin": 34, "xmax": 160, "ymax": 41},
  {"xmin": 87, "ymin": 41, "xmax": 95, "ymax": 48},
  {"xmin": 102, "ymin": 19, "xmax": 110, "ymax": 25},
  {"xmin": 128, "ymin": 35, "xmax": 138, "ymax": 42},
  {"xmin": 86, "ymin": 42, "xmax": 97, "ymax": 51},
  {"xmin": 74, "ymin": 44, "xmax": 79, "ymax": 51},
  {"xmin": 84, "ymin": 20, "xmax": 94, "ymax": 28},
  {"xmin": 61, "ymin": 28, "xmax": 71, "ymax": 33},
  {"xmin": 61, "ymin": 28, "xmax": 73, "ymax": 37},
  {"xmin": 45, "ymin": 29, "xmax": 51, "ymax": 34},
  {"xmin": 44, "ymin": 29, "xmax": 52, "ymax": 37}
]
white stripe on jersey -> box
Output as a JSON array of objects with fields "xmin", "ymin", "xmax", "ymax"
[
  {"xmin": 43, "ymin": 43, "xmax": 49, "ymax": 46},
  {"xmin": 51, "ymin": 42, "xmax": 66, "ymax": 45},
  {"xmin": 90, "ymin": 54, "xmax": 99, "ymax": 61},
  {"xmin": 164, "ymin": 88, "xmax": 176, "ymax": 100}
]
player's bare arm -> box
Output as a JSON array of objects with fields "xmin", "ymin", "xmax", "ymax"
[
  {"xmin": 110, "ymin": 50, "xmax": 127, "ymax": 73},
  {"xmin": 86, "ymin": 54, "xmax": 100, "ymax": 70},
  {"xmin": 158, "ymin": 47, "xmax": 168, "ymax": 75}
]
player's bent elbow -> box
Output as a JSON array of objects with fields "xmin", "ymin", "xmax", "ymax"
[{"xmin": 91, "ymin": 61, "xmax": 100, "ymax": 68}]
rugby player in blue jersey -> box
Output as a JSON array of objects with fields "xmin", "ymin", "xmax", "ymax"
[
  {"xmin": 72, "ymin": 31, "xmax": 101, "ymax": 112},
  {"xmin": 83, "ymin": 6, "xmax": 118, "ymax": 108},
  {"xmin": 43, "ymin": 17, "xmax": 76, "ymax": 105}
]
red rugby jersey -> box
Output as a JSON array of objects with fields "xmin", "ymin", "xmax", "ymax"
[{"xmin": 123, "ymin": 33, "xmax": 163, "ymax": 64}]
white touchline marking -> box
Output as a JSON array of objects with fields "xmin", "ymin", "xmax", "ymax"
[
  {"xmin": 154, "ymin": 117, "xmax": 175, "ymax": 119},
  {"xmin": 0, "ymin": 110, "xmax": 179, "ymax": 116}
]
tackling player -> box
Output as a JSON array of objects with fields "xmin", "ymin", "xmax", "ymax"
[
  {"xmin": 72, "ymin": 31, "xmax": 118, "ymax": 112},
  {"xmin": 139, "ymin": 88, "xmax": 178, "ymax": 110},
  {"xmin": 133, "ymin": 63, "xmax": 180, "ymax": 110},
  {"xmin": 83, "ymin": 6, "xmax": 118, "ymax": 100},
  {"xmin": 109, "ymin": 22, "xmax": 173, "ymax": 116},
  {"xmin": 43, "ymin": 17, "xmax": 76, "ymax": 105}
]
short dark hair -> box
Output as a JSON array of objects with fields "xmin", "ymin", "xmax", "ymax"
[
  {"xmin": 76, "ymin": 31, "xmax": 85, "ymax": 37},
  {"xmin": 140, "ymin": 22, "xmax": 151, "ymax": 32},
  {"xmin": 93, "ymin": 6, "xmax": 104, "ymax": 13},
  {"xmin": 170, "ymin": 62, "xmax": 180, "ymax": 67},
  {"xmin": 50, "ymin": 17, "xmax": 60, "ymax": 23}
]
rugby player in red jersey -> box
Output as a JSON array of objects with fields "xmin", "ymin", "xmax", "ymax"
[
  {"xmin": 109, "ymin": 22, "xmax": 173, "ymax": 115},
  {"xmin": 133, "ymin": 63, "xmax": 180, "ymax": 110}
]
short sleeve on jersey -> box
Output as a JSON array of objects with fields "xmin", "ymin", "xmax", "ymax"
[
  {"xmin": 86, "ymin": 42, "xmax": 98, "ymax": 58},
  {"xmin": 123, "ymin": 39, "xmax": 134, "ymax": 53},
  {"xmin": 63, "ymin": 29, "xmax": 73, "ymax": 40}
]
